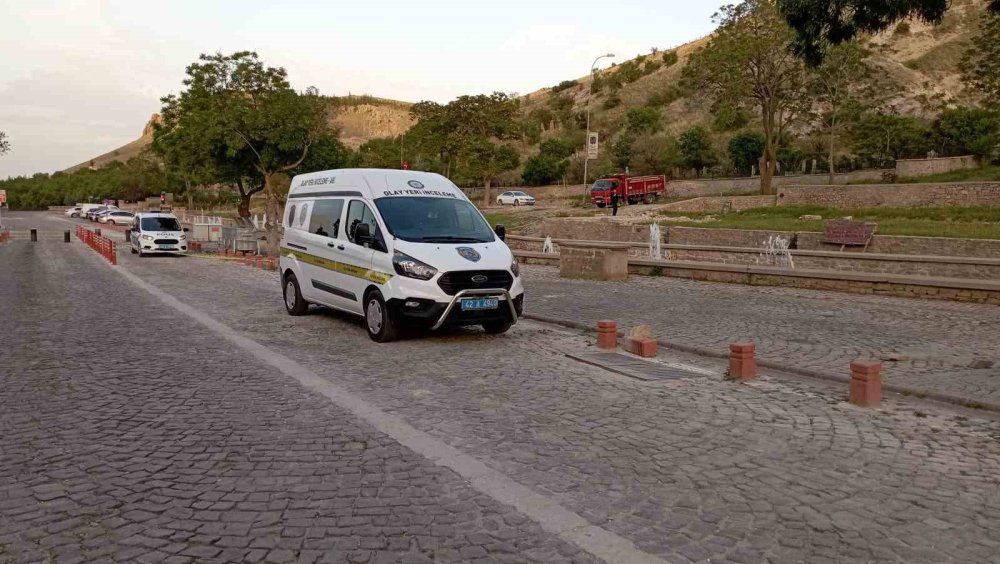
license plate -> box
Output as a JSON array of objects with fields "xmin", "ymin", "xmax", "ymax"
[
  {"xmin": 157, "ymin": 245, "xmax": 174, "ymax": 250},
  {"xmin": 461, "ymin": 298, "xmax": 499, "ymax": 311}
]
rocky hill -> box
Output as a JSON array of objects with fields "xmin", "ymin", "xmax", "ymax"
[{"xmin": 61, "ymin": 97, "xmax": 415, "ymax": 173}]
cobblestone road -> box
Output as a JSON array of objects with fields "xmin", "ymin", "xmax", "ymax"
[
  {"xmin": 0, "ymin": 239, "xmax": 594, "ymax": 563},
  {"xmin": 523, "ymin": 266, "xmax": 1000, "ymax": 406},
  {"xmin": 3, "ymin": 211, "xmax": 1000, "ymax": 563}
]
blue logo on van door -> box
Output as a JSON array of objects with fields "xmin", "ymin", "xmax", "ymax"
[{"xmin": 457, "ymin": 247, "xmax": 481, "ymax": 262}]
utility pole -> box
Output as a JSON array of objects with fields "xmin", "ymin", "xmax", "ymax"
[{"xmin": 583, "ymin": 53, "xmax": 615, "ymax": 201}]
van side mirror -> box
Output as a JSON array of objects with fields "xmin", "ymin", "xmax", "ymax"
[
  {"xmin": 494, "ymin": 224, "xmax": 506, "ymax": 241},
  {"xmin": 183, "ymin": 227, "xmax": 190, "ymax": 232}
]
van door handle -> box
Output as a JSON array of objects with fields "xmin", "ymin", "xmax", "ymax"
[{"xmin": 328, "ymin": 242, "xmax": 345, "ymax": 251}]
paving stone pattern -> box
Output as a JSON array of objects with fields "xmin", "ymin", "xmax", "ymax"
[
  {"xmin": 0, "ymin": 241, "xmax": 595, "ymax": 563},
  {"xmin": 113, "ymin": 245, "xmax": 1000, "ymax": 563},
  {"xmin": 525, "ymin": 265, "xmax": 1000, "ymax": 406}
]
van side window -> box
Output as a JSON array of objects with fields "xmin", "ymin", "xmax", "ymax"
[
  {"xmin": 346, "ymin": 200, "xmax": 379, "ymax": 245},
  {"xmin": 286, "ymin": 205, "xmax": 297, "ymax": 228},
  {"xmin": 298, "ymin": 203, "xmax": 310, "ymax": 227},
  {"xmin": 308, "ymin": 199, "xmax": 344, "ymax": 238}
]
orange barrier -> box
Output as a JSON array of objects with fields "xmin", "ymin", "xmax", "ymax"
[{"xmin": 75, "ymin": 225, "xmax": 118, "ymax": 265}]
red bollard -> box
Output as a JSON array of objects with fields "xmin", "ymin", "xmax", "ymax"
[
  {"xmin": 728, "ymin": 342, "xmax": 757, "ymax": 381},
  {"xmin": 849, "ymin": 361, "xmax": 882, "ymax": 407},
  {"xmin": 597, "ymin": 320, "xmax": 618, "ymax": 350}
]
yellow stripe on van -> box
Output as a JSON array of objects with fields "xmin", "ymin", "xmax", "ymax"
[{"xmin": 283, "ymin": 248, "xmax": 393, "ymax": 285}]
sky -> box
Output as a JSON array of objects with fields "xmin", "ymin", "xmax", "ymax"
[{"xmin": 0, "ymin": 0, "xmax": 720, "ymax": 179}]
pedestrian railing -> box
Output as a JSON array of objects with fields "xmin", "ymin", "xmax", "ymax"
[{"xmin": 75, "ymin": 225, "xmax": 118, "ymax": 265}]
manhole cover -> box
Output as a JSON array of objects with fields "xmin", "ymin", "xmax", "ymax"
[{"xmin": 568, "ymin": 352, "xmax": 713, "ymax": 381}]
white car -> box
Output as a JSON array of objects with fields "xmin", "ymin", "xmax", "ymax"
[
  {"xmin": 279, "ymin": 169, "xmax": 524, "ymax": 343},
  {"xmin": 496, "ymin": 191, "xmax": 536, "ymax": 206},
  {"xmin": 100, "ymin": 210, "xmax": 135, "ymax": 226},
  {"xmin": 65, "ymin": 206, "xmax": 83, "ymax": 217},
  {"xmin": 129, "ymin": 212, "xmax": 188, "ymax": 256}
]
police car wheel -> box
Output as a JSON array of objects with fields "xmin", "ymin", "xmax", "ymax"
[
  {"xmin": 364, "ymin": 291, "xmax": 398, "ymax": 343},
  {"xmin": 283, "ymin": 273, "xmax": 309, "ymax": 316},
  {"xmin": 483, "ymin": 319, "xmax": 514, "ymax": 335},
  {"xmin": 514, "ymin": 199, "xmax": 520, "ymax": 206}
]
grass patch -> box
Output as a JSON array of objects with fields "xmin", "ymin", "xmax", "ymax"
[
  {"xmin": 483, "ymin": 212, "xmax": 535, "ymax": 233},
  {"xmin": 655, "ymin": 204, "xmax": 1000, "ymax": 239},
  {"xmin": 897, "ymin": 165, "xmax": 1000, "ymax": 184}
]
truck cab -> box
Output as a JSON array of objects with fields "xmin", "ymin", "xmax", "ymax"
[{"xmin": 590, "ymin": 176, "xmax": 624, "ymax": 208}]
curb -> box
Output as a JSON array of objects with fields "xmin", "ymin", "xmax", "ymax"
[{"xmin": 523, "ymin": 313, "xmax": 1000, "ymax": 414}]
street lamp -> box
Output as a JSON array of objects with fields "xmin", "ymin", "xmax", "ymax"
[{"xmin": 583, "ymin": 53, "xmax": 615, "ymax": 200}]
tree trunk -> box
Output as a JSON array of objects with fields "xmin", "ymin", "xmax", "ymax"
[
  {"xmin": 237, "ymin": 195, "xmax": 251, "ymax": 219},
  {"xmin": 482, "ymin": 178, "xmax": 491, "ymax": 208},
  {"xmin": 759, "ymin": 144, "xmax": 776, "ymax": 196},
  {"xmin": 828, "ymin": 115, "xmax": 837, "ymax": 186},
  {"xmin": 262, "ymin": 173, "xmax": 288, "ymax": 257}
]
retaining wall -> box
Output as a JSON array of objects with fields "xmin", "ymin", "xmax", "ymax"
[
  {"xmin": 777, "ymin": 182, "xmax": 1000, "ymax": 208},
  {"xmin": 896, "ymin": 156, "xmax": 978, "ymax": 178}
]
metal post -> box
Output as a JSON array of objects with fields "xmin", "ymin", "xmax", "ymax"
[
  {"xmin": 30, "ymin": 229, "xmax": 37, "ymax": 242},
  {"xmin": 64, "ymin": 230, "xmax": 70, "ymax": 243},
  {"xmin": 583, "ymin": 53, "xmax": 614, "ymax": 202}
]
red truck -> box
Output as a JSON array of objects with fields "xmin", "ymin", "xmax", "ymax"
[{"xmin": 590, "ymin": 174, "xmax": 667, "ymax": 207}]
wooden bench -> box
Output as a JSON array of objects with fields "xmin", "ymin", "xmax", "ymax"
[{"xmin": 822, "ymin": 219, "xmax": 877, "ymax": 251}]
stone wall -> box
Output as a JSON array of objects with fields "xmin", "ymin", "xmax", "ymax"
[
  {"xmin": 668, "ymin": 169, "xmax": 887, "ymax": 199},
  {"xmin": 777, "ymin": 182, "xmax": 1000, "ymax": 208},
  {"xmin": 540, "ymin": 217, "xmax": 652, "ymax": 243},
  {"xmin": 658, "ymin": 195, "xmax": 776, "ymax": 213},
  {"xmin": 896, "ymin": 156, "xmax": 978, "ymax": 178}
]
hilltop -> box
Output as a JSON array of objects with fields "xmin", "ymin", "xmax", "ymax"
[{"xmin": 61, "ymin": 96, "xmax": 415, "ymax": 173}]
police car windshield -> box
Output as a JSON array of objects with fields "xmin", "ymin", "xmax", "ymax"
[
  {"xmin": 375, "ymin": 197, "xmax": 495, "ymax": 243},
  {"xmin": 140, "ymin": 217, "xmax": 181, "ymax": 231}
]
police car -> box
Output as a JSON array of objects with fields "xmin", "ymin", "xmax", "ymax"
[
  {"xmin": 279, "ymin": 169, "xmax": 524, "ymax": 342},
  {"xmin": 129, "ymin": 211, "xmax": 188, "ymax": 256}
]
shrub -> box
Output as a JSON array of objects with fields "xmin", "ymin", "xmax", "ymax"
[
  {"xmin": 626, "ymin": 107, "xmax": 661, "ymax": 133},
  {"xmin": 551, "ymin": 79, "xmax": 579, "ymax": 94},
  {"xmin": 894, "ymin": 22, "xmax": 911, "ymax": 35},
  {"xmin": 603, "ymin": 94, "xmax": 622, "ymax": 109},
  {"xmin": 661, "ymin": 50, "xmax": 679, "ymax": 67}
]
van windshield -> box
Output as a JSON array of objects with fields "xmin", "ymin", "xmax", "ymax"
[
  {"xmin": 374, "ymin": 197, "xmax": 496, "ymax": 243},
  {"xmin": 140, "ymin": 217, "xmax": 182, "ymax": 231}
]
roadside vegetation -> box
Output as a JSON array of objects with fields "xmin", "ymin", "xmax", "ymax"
[{"xmin": 656, "ymin": 204, "xmax": 1000, "ymax": 240}]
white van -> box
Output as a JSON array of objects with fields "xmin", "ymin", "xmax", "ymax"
[
  {"xmin": 279, "ymin": 169, "xmax": 524, "ymax": 342},
  {"xmin": 129, "ymin": 211, "xmax": 188, "ymax": 256}
]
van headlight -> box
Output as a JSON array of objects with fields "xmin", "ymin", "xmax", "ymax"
[
  {"xmin": 393, "ymin": 251, "xmax": 438, "ymax": 280},
  {"xmin": 511, "ymin": 257, "xmax": 520, "ymax": 277},
  {"xmin": 141, "ymin": 235, "xmax": 154, "ymax": 241}
]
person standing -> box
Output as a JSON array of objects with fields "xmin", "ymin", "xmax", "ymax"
[{"xmin": 610, "ymin": 188, "xmax": 619, "ymax": 217}]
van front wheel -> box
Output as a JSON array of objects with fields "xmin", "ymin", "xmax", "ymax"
[{"xmin": 364, "ymin": 290, "xmax": 398, "ymax": 343}]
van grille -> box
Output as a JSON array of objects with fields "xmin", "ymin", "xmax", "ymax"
[
  {"xmin": 437, "ymin": 270, "xmax": 513, "ymax": 296},
  {"xmin": 154, "ymin": 239, "xmax": 178, "ymax": 245}
]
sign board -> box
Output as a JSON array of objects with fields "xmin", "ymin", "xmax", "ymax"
[
  {"xmin": 586, "ymin": 133, "xmax": 599, "ymax": 160},
  {"xmin": 0, "ymin": 190, "xmax": 6, "ymax": 205}
]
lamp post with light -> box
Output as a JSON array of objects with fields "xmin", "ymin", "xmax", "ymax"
[{"xmin": 583, "ymin": 53, "xmax": 615, "ymax": 201}]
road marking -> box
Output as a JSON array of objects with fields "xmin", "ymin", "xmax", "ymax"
[{"xmin": 92, "ymin": 252, "xmax": 666, "ymax": 564}]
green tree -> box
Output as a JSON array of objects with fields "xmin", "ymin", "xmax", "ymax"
[
  {"xmin": 728, "ymin": 131, "xmax": 766, "ymax": 175},
  {"xmin": 630, "ymin": 135, "xmax": 681, "ymax": 176},
  {"xmin": 678, "ymin": 127, "xmax": 717, "ymax": 174},
  {"xmin": 808, "ymin": 41, "xmax": 879, "ymax": 183},
  {"xmin": 610, "ymin": 132, "xmax": 637, "ymax": 171},
  {"xmin": 933, "ymin": 107, "xmax": 1000, "ymax": 162},
  {"xmin": 153, "ymin": 51, "xmax": 330, "ymax": 250},
  {"xmin": 0, "ymin": 131, "xmax": 9, "ymax": 156},
  {"xmin": 409, "ymin": 92, "xmax": 521, "ymax": 205},
  {"xmin": 962, "ymin": 12, "xmax": 1000, "ymax": 110},
  {"xmin": 850, "ymin": 112, "xmax": 933, "ymax": 165},
  {"xmin": 778, "ymin": 0, "xmax": 1000, "ymax": 65},
  {"xmin": 625, "ymin": 107, "xmax": 661, "ymax": 134},
  {"xmin": 522, "ymin": 154, "xmax": 569, "ymax": 186},
  {"xmin": 683, "ymin": 0, "xmax": 811, "ymax": 193}
]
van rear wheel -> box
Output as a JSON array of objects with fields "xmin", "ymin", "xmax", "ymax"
[
  {"xmin": 283, "ymin": 273, "xmax": 309, "ymax": 316},
  {"xmin": 364, "ymin": 290, "xmax": 398, "ymax": 343}
]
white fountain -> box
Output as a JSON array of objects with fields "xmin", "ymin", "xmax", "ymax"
[
  {"xmin": 649, "ymin": 223, "xmax": 662, "ymax": 259},
  {"xmin": 758, "ymin": 235, "xmax": 795, "ymax": 269}
]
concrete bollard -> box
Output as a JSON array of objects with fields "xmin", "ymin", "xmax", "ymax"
[
  {"xmin": 597, "ymin": 320, "xmax": 618, "ymax": 350},
  {"xmin": 64, "ymin": 230, "xmax": 71, "ymax": 243},
  {"xmin": 624, "ymin": 338, "xmax": 658, "ymax": 358},
  {"xmin": 849, "ymin": 361, "xmax": 882, "ymax": 407},
  {"xmin": 728, "ymin": 342, "xmax": 757, "ymax": 380},
  {"xmin": 30, "ymin": 229, "xmax": 37, "ymax": 242}
]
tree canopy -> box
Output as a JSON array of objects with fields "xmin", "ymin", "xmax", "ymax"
[
  {"xmin": 0, "ymin": 131, "xmax": 9, "ymax": 156},
  {"xmin": 778, "ymin": 0, "xmax": 1000, "ymax": 65}
]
